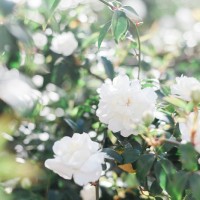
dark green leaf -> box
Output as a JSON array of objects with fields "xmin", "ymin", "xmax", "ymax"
[
  {"xmin": 150, "ymin": 180, "xmax": 162, "ymax": 195},
  {"xmin": 122, "ymin": 147, "xmax": 140, "ymax": 163},
  {"xmin": 155, "ymin": 159, "xmax": 176, "ymax": 190},
  {"xmin": 136, "ymin": 154, "xmax": 155, "ymax": 181},
  {"xmin": 103, "ymin": 148, "xmax": 123, "ymax": 163},
  {"xmin": 98, "ymin": 21, "xmax": 111, "ymax": 49},
  {"xmin": 111, "ymin": 10, "xmax": 128, "ymax": 43},
  {"xmin": 179, "ymin": 143, "xmax": 198, "ymax": 171},
  {"xmin": 64, "ymin": 118, "xmax": 78, "ymax": 131},
  {"xmin": 101, "ymin": 56, "xmax": 115, "ymax": 80},
  {"xmin": 189, "ymin": 173, "xmax": 200, "ymax": 200}
]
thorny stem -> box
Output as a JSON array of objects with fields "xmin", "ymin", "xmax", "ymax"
[{"xmin": 99, "ymin": 0, "xmax": 114, "ymax": 10}]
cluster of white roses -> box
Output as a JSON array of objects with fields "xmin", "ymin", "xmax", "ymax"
[
  {"xmin": 171, "ymin": 76, "xmax": 200, "ymax": 153},
  {"xmin": 45, "ymin": 74, "xmax": 200, "ymax": 189}
]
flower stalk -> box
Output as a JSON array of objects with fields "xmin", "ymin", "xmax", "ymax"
[
  {"xmin": 135, "ymin": 24, "xmax": 141, "ymax": 80},
  {"xmin": 95, "ymin": 180, "xmax": 99, "ymax": 200}
]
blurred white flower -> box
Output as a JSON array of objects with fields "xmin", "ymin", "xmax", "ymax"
[
  {"xmin": 50, "ymin": 32, "xmax": 78, "ymax": 56},
  {"xmin": 58, "ymin": 0, "xmax": 81, "ymax": 10},
  {"xmin": 32, "ymin": 32, "xmax": 47, "ymax": 49},
  {"xmin": 179, "ymin": 112, "xmax": 200, "ymax": 153},
  {"xmin": 0, "ymin": 67, "xmax": 40, "ymax": 113},
  {"xmin": 80, "ymin": 184, "xmax": 101, "ymax": 200},
  {"xmin": 96, "ymin": 74, "xmax": 157, "ymax": 137},
  {"xmin": 171, "ymin": 76, "xmax": 200, "ymax": 101},
  {"xmin": 45, "ymin": 133, "xmax": 106, "ymax": 186},
  {"xmin": 27, "ymin": 0, "xmax": 42, "ymax": 9}
]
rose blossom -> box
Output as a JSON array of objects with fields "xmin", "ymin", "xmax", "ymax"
[
  {"xmin": 50, "ymin": 32, "xmax": 78, "ymax": 56},
  {"xmin": 179, "ymin": 112, "xmax": 200, "ymax": 153},
  {"xmin": 171, "ymin": 76, "xmax": 200, "ymax": 101},
  {"xmin": 96, "ymin": 74, "xmax": 157, "ymax": 137},
  {"xmin": 45, "ymin": 133, "xmax": 106, "ymax": 186}
]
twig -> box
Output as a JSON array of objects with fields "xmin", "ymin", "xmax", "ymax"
[
  {"xmin": 87, "ymin": 68, "xmax": 104, "ymax": 82},
  {"xmin": 163, "ymin": 138, "xmax": 180, "ymax": 146},
  {"xmin": 134, "ymin": 25, "xmax": 141, "ymax": 80},
  {"xmin": 95, "ymin": 180, "xmax": 99, "ymax": 200},
  {"xmin": 99, "ymin": 0, "xmax": 114, "ymax": 10}
]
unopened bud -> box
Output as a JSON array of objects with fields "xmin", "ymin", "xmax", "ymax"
[
  {"xmin": 191, "ymin": 87, "xmax": 200, "ymax": 105},
  {"xmin": 142, "ymin": 111, "xmax": 154, "ymax": 126}
]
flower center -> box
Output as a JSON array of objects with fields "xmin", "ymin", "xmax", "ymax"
[{"xmin": 126, "ymin": 98, "xmax": 132, "ymax": 107}]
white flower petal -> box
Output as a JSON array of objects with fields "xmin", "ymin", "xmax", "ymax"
[
  {"xmin": 96, "ymin": 74, "xmax": 157, "ymax": 137},
  {"xmin": 45, "ymin": 159, "xmax": 73, "ymax": 179}
]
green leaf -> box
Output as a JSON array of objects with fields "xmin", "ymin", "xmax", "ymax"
[
  {"xmin": 155, "ymin": 159, "xmax": 188, "ymax": 200},
  {"xmin": 122, "ymin": 147, "xmax": 140, "ymax": 164},
  {"xmin": 50, "ymin": 0, "xmax": 61, "ymax": 13},
  {"xmin": 82, "ymin": 32, "xmax": 99, "ymax": 49},
  {"xmin": 101, "ymin": 56, "xmax": 115, "ymax": 80},
  {"xmin": 112, "ymin": 10, "xmax": 128, "ymax": 43},
  {"xmin": 98, "ymin": 21, "xmax": 111, "ymax": 49},
  {"xmin": 136, "ymin": 154, "xmax": 155, "ymax": 181},
  {"xmin": 189, "ymin": 173, "xmax": 200, "ymax": 200},
  {"xmin": 0, "ymin": 25, "xmax": 13, "ymax": 52},
  {"xmin": 103, "ymin": 148, "xmax": 123, "ymax": 163},
  {"xmin": 150, "ymin": 180, "xmax": 162, "ymax": 196},
  {"xmin": 169, "ymin": 172, "xmax": 189, "ymax": 200},
  {"xmin": 64, "ymin": 118, "xmax": 78, "ymax": 131},
  {"xmin": 179, "ymin": 143, "xmax": 198, "ymax": 171},
  {"xmin": 155, "ymin": 159, "xmax": 176, "ymax": 190},
  {"xmin": 164, "ymin": 96, "xmax": 188, "ymax": 109},
  {"xmin": 122, "ymin": 6, "xmax": 142, "ymax": 22}
]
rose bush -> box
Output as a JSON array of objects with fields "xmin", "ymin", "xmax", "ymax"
[{"xmin": 0, "ymin": 0, "xmax": 200, "ymax": 200}]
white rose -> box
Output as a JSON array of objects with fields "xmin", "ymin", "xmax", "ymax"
[
  {"xmin": 33, "ymin": 32, "xmax": 48, "ymax": 49},
  {"xmin": 179, "ymin": 112, "xmax": 200, "ymax": 153},
  {"xmin": 45, "ymin": 133, "xmax": 106, "ymax": 186},
  {"xmin": 50, "ymin": 32, "xmax": 78, "ymax": 56},
  {"xmin": 96, "ymin": 74, "xmax": 157, "ymax": 137},
  {"xmin": 171, "ymin": 76, "xmax": 200, "ymax": 101},
  {"xmin": 80, "ymin": 184, "xmax": 101, "ymax": 200}
]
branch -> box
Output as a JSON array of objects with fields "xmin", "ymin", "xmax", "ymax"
[
  {"xmin": 135, "ymin": 25, "xmax": 141, "ymax": 80},
  {"xmin": 98, "ymin": 0, "xmax": 114, "ymax": 10},
  {"xmin": 163, "ymin": 138, "xmax": 180, "ymax": 146}
]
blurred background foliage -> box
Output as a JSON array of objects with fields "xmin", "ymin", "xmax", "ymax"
[{"xmin": 0, "ymin": 0, "xmax": 200, "ymax": 199}]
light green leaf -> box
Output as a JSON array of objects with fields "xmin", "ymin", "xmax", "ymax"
[
  {"xmin": 164, "ymin": 96, "xmax": 188, "ymax": 109},
  {"xmin": 122, "ymin": 6, "xmax": 142, "ymax": 23},
  {"xmin": 112, "ymin": 10, "xmax": 128, "ymax": 43},
  {"xmin": 98, "ymin": 21, "xmax": 111, "ymax": 49}
]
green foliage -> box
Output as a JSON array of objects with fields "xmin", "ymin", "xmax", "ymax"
[{"xmin": 111, "ymin": 10, "xmax": 128, "ymax": 43}]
